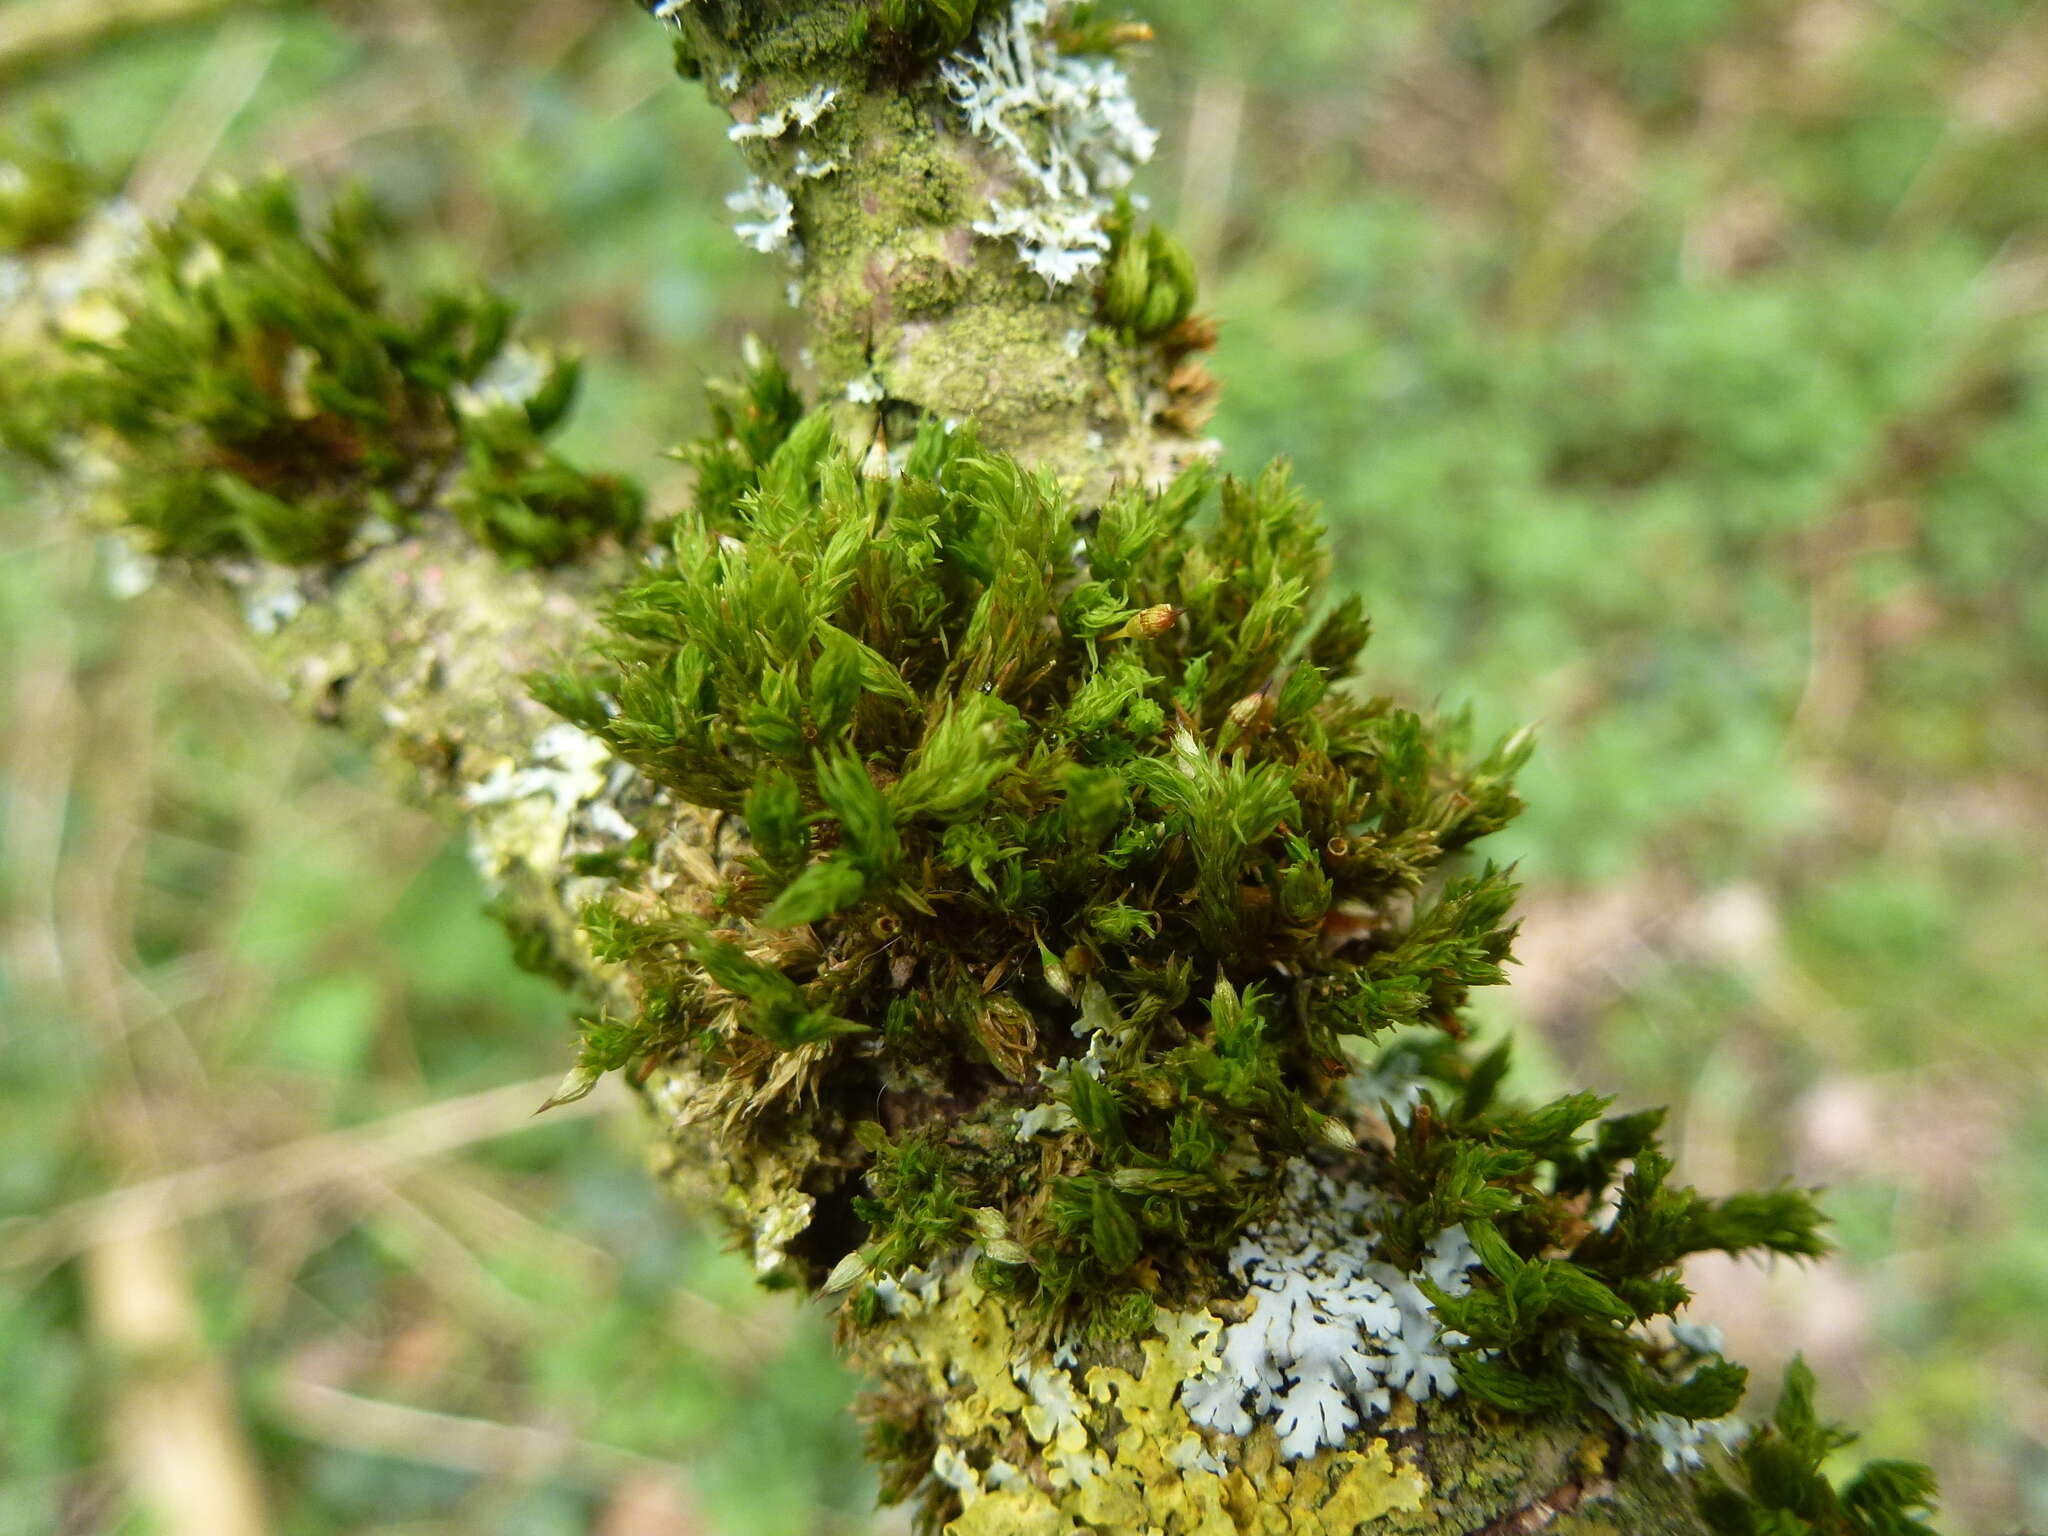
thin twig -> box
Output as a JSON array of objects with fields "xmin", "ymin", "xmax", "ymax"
[
  {"xmin": 0, "ymin": 0, "xmax": 250, "ymax": 82},
  {"xmin": 84, "ymin": 1225, "xmax": 274, "ymax": 1536},
  {"xmin": 273, "ymin": 1377, "xmax": 874, "ymax": 1533},
  {"xmin": 126, "ymin": 18, "xmax": 287, "ymax": 218},
  {"xmin": 272, "ymin": 1376, "xmax": 677, "ymax": 1487},
  {"xmin": 0, "ymin": 1074, "xmax": 617, "ymax": 1271}
]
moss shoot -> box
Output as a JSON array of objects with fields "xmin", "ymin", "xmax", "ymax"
[{"xmin": 3, "ymin": 170, "xmax": 638, "ymax": 568}]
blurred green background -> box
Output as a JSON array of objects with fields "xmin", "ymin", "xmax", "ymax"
[{"xmin": 2, "ymin": 1, "xmax": 2044, "ymax": 1531}]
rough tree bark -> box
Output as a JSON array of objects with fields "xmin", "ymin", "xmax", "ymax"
[{"xmin": 3, "ymin": 6, "xmax": 1936, "ymax": 1535}]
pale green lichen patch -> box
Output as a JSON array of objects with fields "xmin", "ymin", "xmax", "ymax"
[{"xmin": 647, "ymin": 1047, "xmax": 831, "ymax": 1279}]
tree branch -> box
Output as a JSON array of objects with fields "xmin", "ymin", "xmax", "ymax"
[{"xmin": 4, "ymin": 9, "xmax": 1949, "ymax": 1536}]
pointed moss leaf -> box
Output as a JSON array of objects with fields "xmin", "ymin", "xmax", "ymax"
[
  {"xmin": 815, "ymin": 750, "xmax": 901, "ymax": 875},
  {"xmin": 688, "ymin": 928, "xmax": 866, "ymax": 1047},
  {"xmin": 745, "ymin": 770, "xmax": 807, "ymax": 871},
  {"xmin": 1466, "ymin": 1218, "xmax": 1525, "ymax": 1282},
  {"xmin": 1453, "ymin": 1357, "xmax": 1573, "ymax": 1414},
  {"xmin": 811, "ymin": 624, "xmax": 866, "ymax": 741},
  {"xmin": 759, "ymin": 409, "xmax": 836, "ymax": 507},
  {"xmin": 759, "ymin": 856, "xmax": 871, "ymax": 929},
  {"xmin": 1638, "ymin": 1355, "xmax": 1749, "ymax": 1422},
  {"xmin": 1458, "ymin": 1038, "xmax": 1513, "ymax": 1120},
  {"xmin": 1067, "ymin": 1069, "xmax": 1128, "ymax": 1152},
  {"xmin": 891, "ymin": 696, "xmax": 1020, "ymax": 822},
  {"xmin": 1059, "ymin": 766, "xmax": 1127, "ymax": 848},
  {"xmin": 1773, "ymin": 1356, "xmax": 1825, "ymax": 1452},
  {"xmin": 1088, "ymin": 1182, "xmax": 1141, "ymax": 1271},
  {"xmin": 523, "ymin": 353, "xmax": 580, "ymax": 435},
  {"xmin": 539, "ymin": 1061, "xmax": 602, "ymax": 1111},
  {"xmin": 1689, "ymin": 1188, "xmax": 1832, "ymax": 1260},
  {"xmin": 1542, "ymin": 1261, "xmax": 1635, "ymax": 1324}
]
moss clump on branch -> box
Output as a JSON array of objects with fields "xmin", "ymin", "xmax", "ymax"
[
  {"xmin": 652, "ymin": 1, "xmax": 1102, "ymax": 77},
  {"xmin": 533, "ymin": 352, "xmax": 1832, "ymax": 1436},
  {"xmin": 1355, "ymin": 1030, "xmax": 1827, "ymax": 1432},
  {"xmin": 2, "ymin": 170, "xmax": 639, "ymax": 568},
  {"xmin": 1098, "ymin": 197, "xmax": 1199, "ymax": 342},
  {"xmin": 536, "ymin": 348, "xmax": 1520, "ymax": 1309},
  {"xmin": 874, "ymin": 0, "xmax": 994, "ymax": 56}
]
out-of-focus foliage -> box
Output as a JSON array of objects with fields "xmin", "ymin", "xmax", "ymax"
[
  {"xmin": 2, "ymin": 0, "xmax": 2045, "ymax": 1532},
  {"xmin": 1699, "ymin": 1358, "xmax": 1942, "ymax": 1536}
]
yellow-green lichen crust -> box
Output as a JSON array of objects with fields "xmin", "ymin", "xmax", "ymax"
[{"xmin": 847, "ymin": 1260, "xmax": 1720, "ymax": 1535}]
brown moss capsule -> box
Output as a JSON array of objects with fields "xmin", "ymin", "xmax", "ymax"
[
  {"xmin": 1228, "ymin": 691, "xmax": 1274, "ymax": 732},
  {"xmin": 1113, "ymin": 603, "xmax": 1179, "ymax": 640}
]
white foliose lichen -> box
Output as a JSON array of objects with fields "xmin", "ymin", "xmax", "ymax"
[
  {"xmin": 100, "ymin": 535, "xmax": 160, "ymax": 600},
  {"xmin": 940, "ymin": 0, "xmax": 1159, "ymax": 288},
  {"xmin": 1570, "ymin": 1328, "xmax": 1749, "ymax": 1475},
  {"xmin": 465, "ymin": 723, "xmax": 637, "ymax": 885},
  {"xmin": 1349, "ymin": 1043, "xmax": 1431, "ymax": 1125},
  {"xmin": 233, "ymin": 565, "xmax": 311, "ymax": 636},
  {"xmin": 1, "ymin": 198, "xmax": 146, "ymax": 347},
  {"xmin": 1014, "ymin": 1036, "xmax": 1108, "ymax": 1140},
  {"xmin": 450, "ymin": 344, "xmax": 550, "ymax": 419},
  {"xmin": 726, "ymin": 177, "xmax": 798, "ymax": 257},
  {"xmin": 42, "ymin": 200, "xmax": 148, "ymax": 312},
  {"xmin": 1178, "ymin": 1161, "xmax": 1479, "ymax": 1461},
  {"xmin": 729, "ymin": 84, "xmax": 841, "ymax": 144},
  {"xmin": 791, "ymin": 148, "xmax": 840, "ymax": 181}
]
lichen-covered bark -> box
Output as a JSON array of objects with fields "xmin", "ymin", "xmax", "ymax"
[
  {"xmin": 844, "ymin": 1252, "xmax": 1718, "ymax": 1536},
  {"xmin": 663, "ymin": 0, "xmax": 1217, "ymax": 500}
]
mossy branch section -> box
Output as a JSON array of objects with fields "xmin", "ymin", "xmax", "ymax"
[
  {"xmin": 538, "ymin": 357, "xmax": 1513, "ymax": 1304},
  {"xmin": 1, "ymin": 159, "xmax": 652, "ymax": 1018},
  {"xmin": 536, "ymin": 361, "xmax": 1838, "ymax": 1495},
  {"xmin": 2, "ymin": 157, "xmax": 639, "ymax": 569},
  {"xmin": 648, "ymin": 0, "xmax": 1216, "ymax": 500},
  {"xmin": 245, "ymin": 519, "xmax": 645, "ymax": 997}
]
